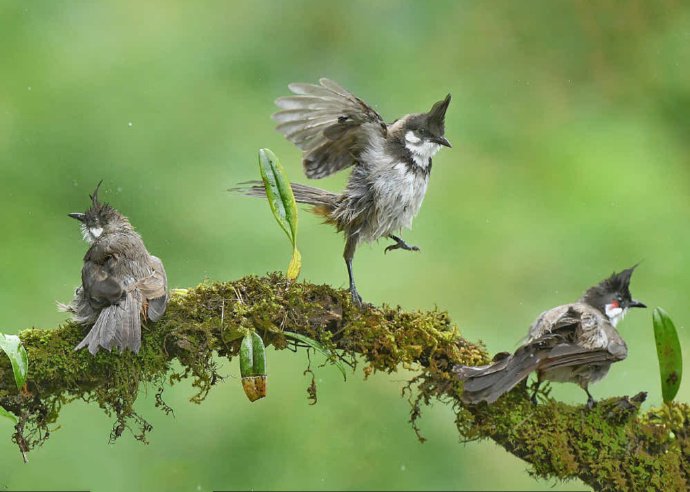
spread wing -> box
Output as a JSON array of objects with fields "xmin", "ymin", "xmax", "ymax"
[{"xmin": 273, "ymin": 78, "xmax": 387, "ymax": 179}]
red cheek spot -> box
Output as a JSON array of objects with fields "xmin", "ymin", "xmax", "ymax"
[{"xmin": 610, "ymin": 300, "xmax": 620, "ymax": 308}]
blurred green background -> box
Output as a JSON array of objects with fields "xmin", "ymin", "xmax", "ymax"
[{"xmin": 1, "ymin": 1, "xmax": 688, "ymax": 490}]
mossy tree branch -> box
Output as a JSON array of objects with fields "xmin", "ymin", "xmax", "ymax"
[{"xmin": 1, "ymin": 273, "xmax": 688, "ymax": 490}]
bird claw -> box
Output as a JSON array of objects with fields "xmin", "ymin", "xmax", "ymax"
[
  {"xmin": 384, "ymin": 238, "xmax": 420, "ymax": 254},
  {"xmin": 586, "ymin": 396, "xmax": 597, "ymax": 410},
  {"xmin": 349, "ymin": 288, "xmax": 373, "ymax": 309},
  {"xmin": 350, "ymin": 287, "xmax": 363, "ymax": 307}
]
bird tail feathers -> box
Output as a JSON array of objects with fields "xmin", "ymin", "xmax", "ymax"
[
  {"xmin": 232, "ymin": 180, "xmax": 338, "ymax": 216},
  {"xmin": 74, "ymin": 292, "xmax": 142, "ymax": 355},
  {"xmin": 454, "ymin": 348, "xmax": 541, "ymax": 404}
]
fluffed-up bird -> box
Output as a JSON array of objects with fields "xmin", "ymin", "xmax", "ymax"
[
  {"xmin": 239, "ymin": 78, "xmax": 452, "ymax": 305},
  {"xmin": 59, "ymin": 182, "xmax": 168, "ymax": 354},
  {"xmin": 454, "ymin": 266, "xmax": 646, "ymax": 408}
]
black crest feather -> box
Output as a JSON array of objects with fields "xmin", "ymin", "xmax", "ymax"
[
  {"xmin": 581, "ymin": 264, "xmax": 639, "ymax": 311},
  {"xmin": 426, "ymin": 93, "xmax": 451, "ymax": 135},
  {"xmin": 82, "ymin": 180, "xmax": 120, "ymax": 225},
  {"xmin": 89, "ymin": 180, "xmax": 104, "ymax": 206}
]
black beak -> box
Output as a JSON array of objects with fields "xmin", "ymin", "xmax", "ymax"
[
  {"xmin": 629, "ymin": 299, "xmax": 647, "ymax": 308},
  {"xmin": 433, "ymin": 136, "xmax": 452, "ymax": 148},
  {"xmin": 68, "ymin": 212, "xmax": 86, "ymax": 222}
]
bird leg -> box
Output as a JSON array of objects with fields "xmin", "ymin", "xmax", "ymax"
[
  {"xmin": 384, "ymin": 234, "xmax": 420, "ymax": 254},
  {"xmin": 583, "ymin": 385, "xmax": 597, "ymax": 409},
  {"xmin": 344, "ymin": 235, "xmax": 363, "ymax": 306}
]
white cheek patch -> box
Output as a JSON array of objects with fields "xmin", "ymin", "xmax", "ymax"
[
  {"xmin": 90, "ymin": 227, "xmax": 103, "ymax": 239},
  {"xmin": 80, "ymin": 224, "xmax": 92, "ymax": 244},
  {"xmin": 605, "ymin": 304, "xmax": 627, "ymax": 327},
  {"xmin": 405, "ymin": 131, "xmax": 421, "ymax": 144},
  {"xmin": 418, "ymin": 141, "xmax": 441, "ymax": 156}
]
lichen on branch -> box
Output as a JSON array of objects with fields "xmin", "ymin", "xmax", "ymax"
[
  {"xmin": 0, "ymin": 273, "xmax": 485, "ymax": 450},
  {"xmin": 0, "ymin": 273, "xmax": 688, "ymax": 490}
]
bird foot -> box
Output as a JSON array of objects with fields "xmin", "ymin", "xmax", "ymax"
[
  {"xmin": 350, "ymin": 287, "xmax": 363, "ymax": 307},
  {"xmin": 349, "ymin": 288, "xmax": 373, "ymax": 309},
  {"xmin": 586, "ymin": 396, "xmax": 597, "ymax": 410},
  {"xmin": 384, "ymin": 237, "xmax": 420, "ymax": 254}
]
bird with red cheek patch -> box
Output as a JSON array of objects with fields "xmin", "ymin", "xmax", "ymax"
[{"xmin": 455, "ymin": 265, "xmax": 646, "ymax": 409}]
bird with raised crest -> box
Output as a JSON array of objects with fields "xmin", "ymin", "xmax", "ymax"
[
  {"xmin": 238, "ymin": 78, "xmax": 452, "ymax": 305},
  {"xmin": 454, "ymin": 266, "xmax": 646, "ymax": 408},
  {"xmin": 59, "ymin": 182, "xmax": 168, "ymax": 355}
]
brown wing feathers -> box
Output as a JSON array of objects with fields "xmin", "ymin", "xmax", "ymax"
[
  {"xmin": 456, "ymin": 307, "xmax": 622, "ymax": 404},
  {"xmin": 273, "ymin": 78, "xmax": 386, "ymax": 179}
]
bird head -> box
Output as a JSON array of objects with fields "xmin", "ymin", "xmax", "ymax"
[
  {"xmin": 581, "ymin": 265, "xmax": 646, "ymax": 326},
  {"xmin": 402, "ymin": 94, "xmax": 452, "ymax": 161},
  {"xmin": 68, "ymin": 181, "xmax": 131, "ymax": 243}
]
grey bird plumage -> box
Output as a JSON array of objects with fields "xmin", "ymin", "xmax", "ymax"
[
  {"xmin": 59, "ymin": 182, "xmax": 168, "ymax": 355},
  {"xmin": 239, "ymin": 78, "xmax": 452, "ymax": 305},
  {"xmin": 454, "ymin": 266, "xmax": 646, "ymax": 408}
]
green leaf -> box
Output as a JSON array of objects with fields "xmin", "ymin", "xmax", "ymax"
[
  {"xmin": 0, "ymin": 406, "xmax": 17, "ymax": 424},
  {"xmin": 652, "ymin": 307, "xmax": 683, "ymax": 403},
  {"xmin": 258, "ymin": 148, "xmax": 298, "ymax": 245},
  {"xmin": 251, "ymin": 332, "xmax": 267, "ymax": 376},
  {"xmin": 0, "ymin": 334, "xmax": 28, "ymax": 391},
  {"xmin": 239, "ymin": 332, "xmax": 268, "ymax": 402},
  {"xmin": 240, "ymin": 332, "xmax": 267, "ymax": 377},
  {"xmin": 283, "ymin": 331, "xmax": 347, "ymax": 381},
  {"xmin": 258, "ymin": 148, "xmax": 302, "ymax": 280},
  {"xmin": 239, "ymin": 334, "xmax": 254, "ymax": 378}
]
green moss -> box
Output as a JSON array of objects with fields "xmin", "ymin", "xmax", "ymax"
[
  {"xmin": 1, "ymin": 273, "xmax": 688, "ymax": 489},
  {"xmin": 408, "ymin": 370, "xmax": 690, "ymax": 490},
  {"xmin": 0, "ymin": 273, "xmax": 487, "ymax": 456}
]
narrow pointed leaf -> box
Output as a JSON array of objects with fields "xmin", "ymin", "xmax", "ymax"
[
  {"xmin": 0, "ymin": 406, "xmax": 17, "ymax": 424},
  {"xmin": 258, "ymin": 148, "xmax": 302, "ymax": 279},
  {"xmin": 284, "ymin": 331, "xmax": 347, "ymax": 381},
  {"xmin": 652, "ymin": 307, "xmax": 683, "ymax": 403},
  {"xmin": 258, "ymin": 148, "xmax": 298, "ymax": 246},
  {"xmin": 0, "ymin": 334, "xmax": 28, "ymax": 391}
]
